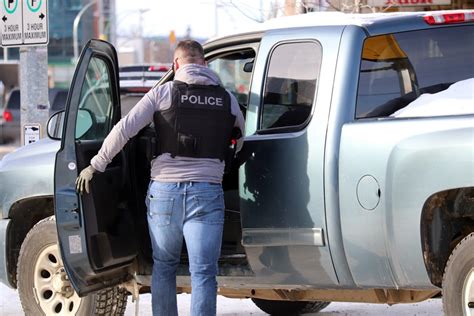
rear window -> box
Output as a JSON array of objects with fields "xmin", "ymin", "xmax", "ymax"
[
  {"xmin": 356, "ymin": 25, "xmax": 474, "ymax": 118},
  {"xmin": 6, "ymin": 90, "xmax": 20, "ymax": 109}
]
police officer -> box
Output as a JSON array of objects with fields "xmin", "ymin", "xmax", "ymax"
[{"xmin": 76, "ymin": 40, "xmax": 245, "ymax": 316}]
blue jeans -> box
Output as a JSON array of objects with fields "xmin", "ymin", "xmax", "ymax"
[{"xmin": 146, "ymin": 181, "xmax": 225, "ymax": 316}]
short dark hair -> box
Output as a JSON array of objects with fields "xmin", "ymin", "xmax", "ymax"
[{"xmin": 174, "ymin": 40, "xmax": 205, "ymax": 64}]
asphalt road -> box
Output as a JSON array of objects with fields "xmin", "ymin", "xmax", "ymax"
[{"xmin": 0, "ymin": 143, "xmax": 444, "ymax": 315}]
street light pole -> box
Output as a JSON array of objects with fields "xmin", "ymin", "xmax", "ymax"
[
  {"xmin": 73, "ymin": 0, "xmax": 98, "ymax": 64},
  {"xmin": 137, "ymin": 9, "xmax": 149, "ymax": 64}
]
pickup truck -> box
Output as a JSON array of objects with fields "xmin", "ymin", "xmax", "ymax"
[{"xmin": 0, "ymin": 10, "xmax": 473, "ymax": 316}]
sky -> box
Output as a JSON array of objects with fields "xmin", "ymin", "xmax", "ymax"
[{"xmin": 116, "ymin": 0, "xmax": 285, "ymax": 39}]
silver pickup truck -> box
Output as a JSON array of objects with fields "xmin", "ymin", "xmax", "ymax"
[{"xmin": 0, "ymin": 11, "xmax": 473, "ymax": 316}]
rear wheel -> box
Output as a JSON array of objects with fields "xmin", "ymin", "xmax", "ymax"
[
  {"xmin": 252, "ymin": 298, "xmax": 330, "ymax": 315},
  {"xmin": 17, "ymin": 216, "xmax": 128, "ymax": 315},
  {"xmin": 442, "ymin": 233, "xmax": 474, "ymax": 316}
]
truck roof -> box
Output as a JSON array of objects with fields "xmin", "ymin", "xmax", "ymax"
[
  {"xmin": 205, "ymin": 10, "xmax": 474, "ymax": 49},
  {"xmin": 251, "ymin": 10, "xmax": 469, "ymax": 29}
]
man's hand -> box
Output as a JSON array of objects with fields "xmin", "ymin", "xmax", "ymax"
[{"xmin": 76, "ymin": 165, "xmax": 96, "ymax": 194}]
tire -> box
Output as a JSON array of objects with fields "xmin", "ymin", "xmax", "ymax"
[
  {"xmin": 442, "ymin": 232, "xmax": 474, "ymax": 316},
  {"xmin": 17, "ymin": 216, "xmax": 128, "ymax": 316},
  {"xmin": 252, "ymin": 298, "xmax": 330, "ymax": 315}
]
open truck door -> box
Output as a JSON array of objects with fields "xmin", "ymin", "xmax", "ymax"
[{"xmin": 54, "ymin": 40, "xmax": 137, "ymax": 296}]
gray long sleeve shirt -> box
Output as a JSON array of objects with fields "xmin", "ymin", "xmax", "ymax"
[{"xmin": 90, "ymin": 64, "xmax": 245, "ymax": 183}]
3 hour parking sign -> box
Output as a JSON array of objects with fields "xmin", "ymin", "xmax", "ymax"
[
  {"xmin": 0, "ymin": 0, "xmax": 48, "ymax": 46},
  {"xmin": 22, "ymin": 0, "xmax": 48, "ymax": 45},
  {"xmin": 1, "ymin": 0, "xmax": 23, "ymax": 46}
]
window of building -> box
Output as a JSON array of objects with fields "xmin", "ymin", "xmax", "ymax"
[{"xmin": 259, "ymin": 42, "xmax": 321, "ymax": 131}]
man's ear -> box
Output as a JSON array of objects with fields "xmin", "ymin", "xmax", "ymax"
[{"xmin": 174, "ymin": 58, "xmax": 180, "ymax": 71}]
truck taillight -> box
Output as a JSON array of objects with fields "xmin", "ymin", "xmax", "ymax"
[
  {"xmin": 424, "ymin": 12, "xmax": 474, "ymax": 25},
  {"xmin": 3, "ymin": 110, "xmax": 13, "ymax": 122}
]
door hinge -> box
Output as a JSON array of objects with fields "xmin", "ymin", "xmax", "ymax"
[{"xmin": 57, "ymin": 208, "xmax": 81, "ymax": 230}]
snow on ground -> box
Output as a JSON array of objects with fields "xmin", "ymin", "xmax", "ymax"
[{"xmin": 0, "ymin": 283, "xmax": 443, "ymax": 315}]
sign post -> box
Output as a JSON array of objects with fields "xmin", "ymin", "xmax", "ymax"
[{"xmin": 1, "ymin": 0, "xmax": 49, "ymax": 146}]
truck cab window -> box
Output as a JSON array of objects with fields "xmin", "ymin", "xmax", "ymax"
[
  {"xmin": 208, "ymin": 49, "xmax": 255, "ymax": 109},
  {"xmin": 356, "ymin": 26, "xmax": 474, "ymax": 119},
  {"xmin": 260, "ymin": 42, "xmax": 321, "ymax": 131}
]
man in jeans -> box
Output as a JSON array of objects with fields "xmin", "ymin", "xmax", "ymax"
[{"xmin": 76, "ymin": 40, "xmax": 245, "ymax": 315}]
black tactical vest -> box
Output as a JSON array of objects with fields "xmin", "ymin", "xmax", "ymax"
[{"xmin": 153, "ymin": 81, "xmax": 236, "ymax": 161}]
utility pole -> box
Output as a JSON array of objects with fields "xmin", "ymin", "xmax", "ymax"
[
  {"xmin": 73, "ymin": 0, "xmax": 97, "ymax": 64},
  {"xmin": 284, "ymin": 0, "xmax": 300, "ymax": 15},
  {"xmin": 137, "ymin": 9, "xmax": 149, "ymax": 64},
  {"xmin": 354, "ymin": 0, "xmax": 361, "ymax": 12},
  {"xmin": 109, "ymin": 0, "xmax": 116, "ymax": 46},
  {"xmin": 98, "ymin": 0, "xmax": 105, "ymax": 40},
  {"xmin": 20, "ymin": 46, "xmax": 49, "ymax": 145},
  {"xmin": 214, "ymin": 0, "xmax": 219, "ymax": 36}
]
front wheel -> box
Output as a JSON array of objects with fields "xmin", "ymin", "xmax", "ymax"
[
  {"xmin": 17, "ymin": 216, "xmax": 128, "ymax": 316},
  {"xmin": 442, "ymin": 233, "xmax": 474, "ymax": 316},
  {"xmin": 252, "ymin": 298, "xmax": 330, "ymax": 315}
]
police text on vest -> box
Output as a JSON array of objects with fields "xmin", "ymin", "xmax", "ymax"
[{"xmin": 181, "ymin": 95, "xmax": 223, "ymax": 106}]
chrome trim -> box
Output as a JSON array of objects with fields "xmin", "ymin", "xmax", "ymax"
[{"xmin": 242, "ymin": 228, "xmax": 325, "ymax": 247}]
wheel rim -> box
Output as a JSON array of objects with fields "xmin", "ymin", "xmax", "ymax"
[
  {"xmin": 33, "ymin": 244, "xmax": 82, "ymax": 315},
  {"xmin": 463, "ymin": 268, "xmax": 474, "ymax": 316}
]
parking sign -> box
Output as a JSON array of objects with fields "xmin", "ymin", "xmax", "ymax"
[
  {"xmin": 22, "ymin": 0, "xmax": 48, "ymax": 45},
  {"xmin": 1, "ymin": 0, "xmax": 23, "ymax": 46},
  {"xmin": 0, "ymin": 0, "xmax": 48, "ymax": 46}
]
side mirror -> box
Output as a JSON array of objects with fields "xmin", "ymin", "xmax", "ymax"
[
  {"xmin": 47, "ymin": 109, "xmax": 94, "ymax": 140},
  {"xmin": 47, "ymin": 110, "xmax": 65, "ymax": 140}
]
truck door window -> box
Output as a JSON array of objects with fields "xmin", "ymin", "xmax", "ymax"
[
  {"xmin": 356, "ymin": 25, "xmax": 474, "ymax": 118},
  {"xmin": 76, "ymin": 56, "xmax": 114, "ymax": 140},
  {"xmin": 259, "ymin": 42, "xmax": 321, "ymax": 131},
  {"xmin": 208, "ymin": 49, "xmax": 255, "ymax": 108}
]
